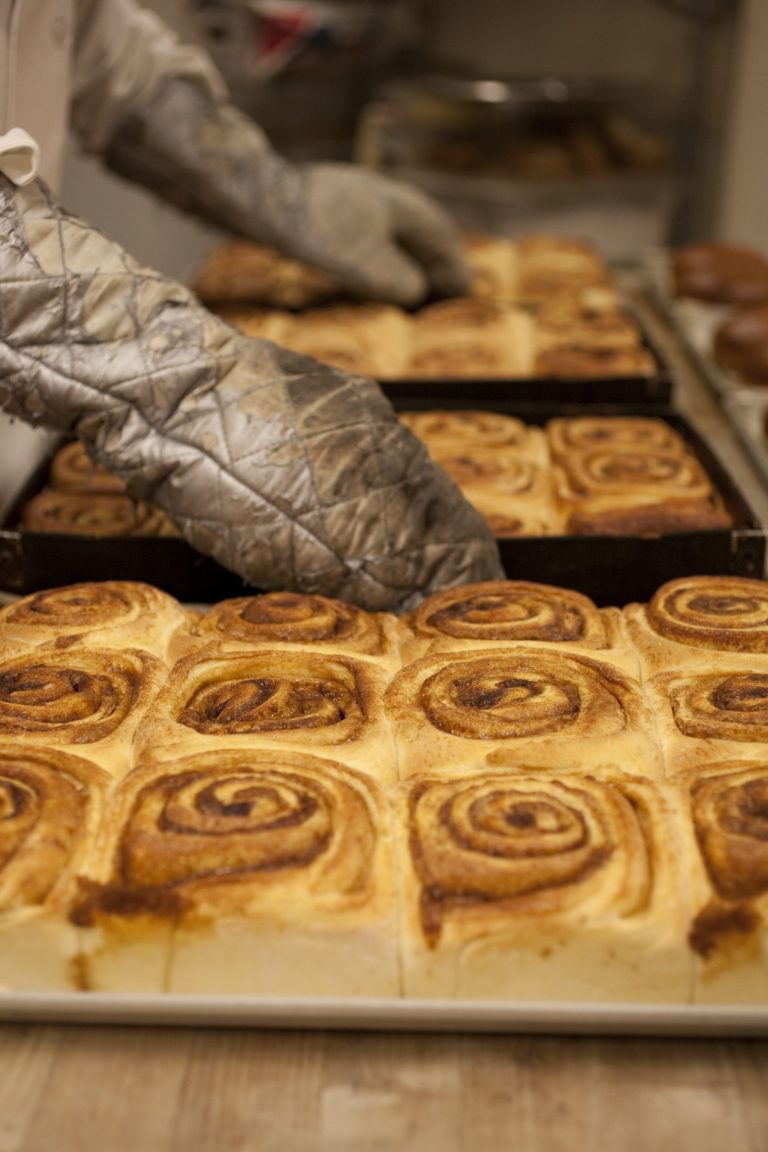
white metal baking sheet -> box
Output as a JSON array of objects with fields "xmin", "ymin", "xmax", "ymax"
[{"xmin": 2, "ymin": 991, "xmax": 768, "ymax": 1037}]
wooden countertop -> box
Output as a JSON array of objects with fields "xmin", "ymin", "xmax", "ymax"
[
  {"xmin": 4, "ymin": 281, "xmax": 768, "ymax": 1152},
  {"xmin": 1, "ymin": 1021, "xmax": 767, "ymax": 1150}
]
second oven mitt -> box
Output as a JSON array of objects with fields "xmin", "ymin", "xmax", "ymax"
[
  {"xmin": 0, "ymin": 176, "xmax": 503, "ymax": 611},
  {"xmin": 101, "ymin": 74, "xmax": 471, "ymax": 308}
]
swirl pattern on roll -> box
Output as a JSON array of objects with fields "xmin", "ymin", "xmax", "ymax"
[
  {"xmin": 405, "ymin": 581, "xmax": 607, "ymax": 648},
  {"xmin": 407, "ymin": 773, "xmax": 651, "ymax": 943},
  {"xmin": 0, "ymin": 581, "xmax": 183, "ymax": 653},
  {"xmin": 0, "ymin": 648, "xmax": 160, "ymax": 744},
  {"xmin": 557, "ymin": 446, "xmax": 712, "ymax": 501},
  {"xmin": 194, "ymin": 591, "xmax": 386, "ymax": 654},
  {"xmin": 20, "ymin": 489, "xmax": 177, "ymax": 537},
  {"xmin": 0, "ymin": 747, "xmax": 105, "ymax": 909},
  {"xmin": 103, "ymin": 750, "xmax": 379, "ymax": 905},
  {"xmin": 412, "ymin": 649, "xmax": 637, "ymax": 741},
  {"xmin": 691, "ymin": 762, "xmax": 768, "ymax": 901},
  {"xmin": 176, "ymin": 651, "xmax": 374, "ymax": 743},
  {"xmin": 547, "ymin": 416, "xmax": 685, "ymax": 457},
  {"xmin": 668, "ymin": 671, "xmax": 768, "ymax": 741},
  {"xmin": 647, "ymin": 576, "xmax": 768, "ymax": 653}
]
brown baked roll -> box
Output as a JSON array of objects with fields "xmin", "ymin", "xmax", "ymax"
[
  {"xmin": 396, "ymin": 769, "xmax": 692, "ymax": 1000},
  {"xmin": 72, "ymin": 748, "xmax": 398, "ymax": 996},
  {"xmin": 183, "ymin": 590, "xmax": 401, "ymax": 671},
  {"xmin": 0, "ymin": 646, "xmax": 168, "ymax": 778},
  {"xmin": 647, "ymin": 668, "xmax": 768, "ymax": 776},
  {"xmin": 679, "ymin": 759, "xmax": 768, "ymax": 1003},
  {"xmin": 471, "ymin": 502, "xmax": 560, "ymax": 539},
  {"xmin": 0, "ymin": 744, "xmax": 109, "ymax": 991},
  {"xmin": 515, "ymin": 233, "xmax": 613, "ymax": 307},
  {"xmin": 405, "ymin": 299, "xmax": 535, "ymax": 378},
  {"xmin": 192, "ymin": 238, "xmax": 340, "ymax": 309},
  {"xmin": 534, "ymin": 298, "xmax": 643, "ymax": 350},
  {"xmin": 551, "ymin": 441, "xmax": 730, "ymax": 535},
  {"xmin": 384, "ymin": 646, "xmax": 662, "ymax": 778},
  {"xmin": 0, "ymin": 580, "xmax": 191, "ymax": 663},
  {"xmin": 671, "ymin": 243, "xmax": 768, "ymax": 306},
  {"xmin": 546, "ymin": 415, "xmax": 687, "ymax": 458},
  {"xmin": 398, "ymin": 409, "xmax": 532, "ymax": 453},
  {"xmin": 624, "ymin": 575, "xmax": 768, "ymax": 676},
  {"xmin": 396, "ymin": 579, "xmax": 628, "ymax": 666},
  {"xmin": 49, "ymin": 440, "xmax": 126, "ymax": 494},
  {"xmin": 463, "ymin": 231, "xmax": 518, "ymax": 302},
  {"xmin": 20, "ymin": 488, "xmax": 178, "ymax": 537},
  {"xmin": 712, "ymin": 302, "xmax": 768, "ymax": 385},
  {"xmin": 132, "ymin": 645, "xmax": 397, "ymax": 783},
  {"xmin": 534, "ymin": 344, "xmax": 656, "ymax": 378}
]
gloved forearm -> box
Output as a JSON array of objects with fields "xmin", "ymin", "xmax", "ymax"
[
  {"xmin": 102, "ymin": 75, "xmax": 471, "ymax": 307},
  {"xmin": 0, "ymin": 176, "xmax": 502, "ymax": 611}
]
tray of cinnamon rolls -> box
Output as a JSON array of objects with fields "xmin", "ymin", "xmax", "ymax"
[
  {"xmin": 0, "ymin": 406, "xmax": 763, "ymax": 608},
  {"xmin": 195, "ymin": 232, "xmax": 671, "ymax": 406},
  {"xmin": 3, "ymin": 573, "xmax": 768, "ymax": 1034}
]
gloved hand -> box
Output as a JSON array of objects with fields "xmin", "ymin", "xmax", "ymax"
[
  {"xmin": 0, "ymin": 175, "xmax": 503, "ymax": 611},
  {"xmin": 102, "ymin": 75, "xmax": 471, "ymax": 307}
]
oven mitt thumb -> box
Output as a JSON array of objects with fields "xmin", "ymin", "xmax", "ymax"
[
  {"xmin": 0, "ymin": 176, "xmax": 503, "ymax": 611},
  {"xmin": 102, "ymin": 74, "xmax": 471, "ymax": 307}
]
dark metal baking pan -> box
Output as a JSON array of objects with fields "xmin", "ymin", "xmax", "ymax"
[
  {"xmin": 387, "ymin": 396, "xmax": 766, "ymax": 607},
  {"xmin": 0, "ymin": 404, "xmax": 762, "ymax": 609}
]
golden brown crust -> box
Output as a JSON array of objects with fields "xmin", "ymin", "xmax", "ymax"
[
  {"xmin": 384, "ymin": 645, "xmax": 662, "ymax": 778},
  {"xmin": 49, "ymin": 441, "xmax": 126, "ymax": 495},
  {"xmin": 20, "ymin": 489, "xmax": 178, "ymax": 537},
  {"xmin": 185, "ymin": 591, "xmax": 401, "ymax": 670},
  {"xmin": 0, "ymin": 581, "xmax": 191, "ymax": 663},
  {"xmin": 133, "ymin": 645, "xmax": 396, "ymax": 783},
  {"xmin": 647, "ymin": 576, "xmax": 768, "ymax": 654},
  {"xmin": 398, "ymin": 579, "xmax": 610, "ymax": 661},
  {"xmin": 0, "ymin": 646, "xmax": 168, "ymax": 777},
  {"xmin": 0, "ymin": 745, "xmax": 109, "ymax": 912}
]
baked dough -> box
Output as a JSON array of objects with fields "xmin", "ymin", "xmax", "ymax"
[
  {"xmin": 0, "ymin": 745, "xmax": 110, "ymax": 991},
  {"xmin": 623, "ymin": 575, "xmax": 768, "ymax": 676},
  {"xmin": 396, "ymin": 769, "xmax": 694, "ymax": 1001},
  {"xmin": 132, "ymin": 645, "xmax": 397, "ymax": 784},
  {"xmin": 73, "ymin": 748, "xmax": 399, "ymax": 996},
  {"xmin": 0, "ymin": 645, "xmax": 169, "ymax": 778},
  {"xmin": 384, "ymin": 646, "xmax": 663, "ymax": 778},
  {"xmin": 0, "ymin": 580, "xmax": 193, "ymax": 665}
]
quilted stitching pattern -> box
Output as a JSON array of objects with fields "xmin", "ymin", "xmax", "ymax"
[{"xmin": 0, "ymin": 178, "xmax": 503, "ymax": 610}]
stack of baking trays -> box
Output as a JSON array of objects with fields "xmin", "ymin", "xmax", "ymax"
[
  {"xmin": 646, "ymin": 239, "xmax": 768, "ymax": 503},
  {"xmin": 4, "ymin": 230, "xmax": 768, "ymax": 1035},
  {"xmin": 0, "ymin": 230, "xmax": 763, "ymax": 607}
]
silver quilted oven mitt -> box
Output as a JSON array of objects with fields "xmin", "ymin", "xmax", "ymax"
[
  {"xmin": 0, "ymin": 177, "xmax": 503, "ymax": 611},
  {"xmin": 103, "ymin": 75, "xmax": 471, "ymax": 307}
]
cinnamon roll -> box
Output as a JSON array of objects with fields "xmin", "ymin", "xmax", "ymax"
[
  {"xmin": 20, "ymin": 489, "xmax": 178, "ymax": 537},
  {"xmin": 396, "ymin": 580, "xmax": 633, "ymax": 669},
  {"xmin": 398, "ymin": 410, "xmax": 533, "ymax": 454},
  {"xmin": 0, "ymin": 745, "xmax": 109, "ymax": 990},
  {"xmin": 0, "ymin": 581, "xmax": 192, "ymax": 663},
  {"xmin": 49, "ymin": 440, "xmax": 126, "ymax": 494},
  {"xmin": 624, "ymin": 575, "xmax": 768, "ymax": 676},
  {"xmin": 0, "ymin": 646, "xmax": 168, "ymax": 778},
  {"xmin": 647, "ymin": 669, "xmax": 768, "ymax": 776},
  {"xmin": 397, "ymin": 770, "xmax": 692, "ymax": 1000},
  {"xmin": 132, "ymin": 646, "xmax": 397, "ymax": 783},
  {"xmin": 546, "ymin": 416, "xmax": 687, "ymax": 458},
  {"xmin": 681, "ymin": 759, "xmax": 768, "ymax": 1003},
  {"xmin": 184, "ymin": 590, "xmax": 401, "ymax": 671},
  {"xmin": 72, "ymin": 748, "xmax": 398, "ymax": 996},
  {"xmin": 384, "ymin": 646, "xmax": 662, "ymax": 778}
]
